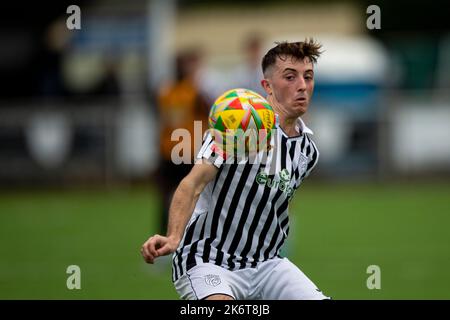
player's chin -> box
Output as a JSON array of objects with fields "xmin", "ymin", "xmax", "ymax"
[{"xmin": 291, "ymin": 102, "xmax": 308, "ymax": 116}]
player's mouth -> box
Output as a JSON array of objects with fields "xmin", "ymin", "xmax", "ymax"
[{"xmin": 294, "ymin": 97, "xmax": 307, "ymax": 104}]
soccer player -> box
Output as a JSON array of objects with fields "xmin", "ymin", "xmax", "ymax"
[{"xmin": 141, "ymin": 40, "xmax": 329, "ymax": 300}]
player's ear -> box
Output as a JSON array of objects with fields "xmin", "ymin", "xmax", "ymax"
[{"xmin": 261, "ymin": 79, "xmax": 272, "ymax": 95}]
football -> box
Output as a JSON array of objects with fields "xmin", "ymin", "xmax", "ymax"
[{"xmin": 208, "ymin": 88, "xmax": 275, "ymax": 155}]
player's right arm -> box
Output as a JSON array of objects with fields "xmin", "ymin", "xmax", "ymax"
[{"xmin": 141, "ymin": 159, "xmax": 218, "ymax": 264}]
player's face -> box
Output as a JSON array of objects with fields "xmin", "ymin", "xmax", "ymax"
[{"xmin": 262, "ymin": 55, "xmax": 315, "ymax": 117}]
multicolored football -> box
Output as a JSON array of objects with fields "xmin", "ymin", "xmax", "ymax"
[{"xmin": 208, "ymin": 88, "xmax": 275, "ymax": 155}]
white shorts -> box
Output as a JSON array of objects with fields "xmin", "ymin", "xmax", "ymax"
[{"xmin": 174, "ymin": 257, "xmax": 329, "ymax": 300}]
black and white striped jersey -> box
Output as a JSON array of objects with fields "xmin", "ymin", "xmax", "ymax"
[{"xmin": 172, "ymin": 117, "xmax": 319, "ymax": 282}]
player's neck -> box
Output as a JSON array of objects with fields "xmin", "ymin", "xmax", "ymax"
[
  {"xmin": 278, "ymin": 116, "xmax": 299, "ymax": 137},
  {"xmin": 270, "ymin": 104, "xmax": 300, "ymax": 137}
]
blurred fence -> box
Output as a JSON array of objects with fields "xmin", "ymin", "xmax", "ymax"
[
  {"xmin": 310, "ymin": 90, "xmax": 450, "ymax": 179},
  {"xmin": 0, "ymin": 91, "xmax": 449, "ymax": 186},
  {"xmin": 0, "ymin": 98, "xmax": 157, "ymax": 186}
]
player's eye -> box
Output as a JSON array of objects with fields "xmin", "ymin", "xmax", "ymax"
[{"xmin": 285, "ymin": 75, "xmax": 295, "ymax": 81}]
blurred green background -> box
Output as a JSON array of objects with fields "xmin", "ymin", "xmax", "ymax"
[{"xmin": 1, "ymin": 181, "xmax": 449, "ymax": 299}]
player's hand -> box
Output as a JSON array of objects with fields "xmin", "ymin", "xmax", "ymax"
[{"xmin": 141, "ymin": 234, "xmax": 179, "ymax": 264}]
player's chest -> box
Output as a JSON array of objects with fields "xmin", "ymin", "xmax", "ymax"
[{"xmin": 254, "ymin": 135, "xmax": 312, "ymax": 192}]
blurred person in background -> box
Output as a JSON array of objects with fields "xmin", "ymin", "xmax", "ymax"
[
  {"xmin": 232, "ymin": 33, "xmax": 266, "ymax": 96},
  {"xmin": 156, "ymin": 49, "xmax": 209, "ymax": 235},
  {"xmin": 38, "ymin": 18, "xmax": 71, "ymax": 97}
]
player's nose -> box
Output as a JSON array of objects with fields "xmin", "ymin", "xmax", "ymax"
[{"xmin": 297, "ymin": 77, "xmax": 307, "ymax": 91}]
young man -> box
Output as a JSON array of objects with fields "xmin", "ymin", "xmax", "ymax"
[{"xmin": 141, "ymin": 40, "xmax": 329, "ymax": 300}]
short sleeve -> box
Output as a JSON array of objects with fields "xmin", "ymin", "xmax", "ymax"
[
  {"xmin": 196, "ymin": 132, "xmax": 225, "ymax": 169},
  {"xmin": 303, "ymin": 136, "xmax": 319, "ymax": 179}
]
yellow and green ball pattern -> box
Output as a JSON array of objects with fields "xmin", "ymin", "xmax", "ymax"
[{"xmin": 208, "ymin": 88, "xmax": 275, "ymax": 153}]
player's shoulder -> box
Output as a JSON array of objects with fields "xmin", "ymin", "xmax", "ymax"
[{"xmin": 304, "ymin": 131, "xmax": 317, "ymax": 144}]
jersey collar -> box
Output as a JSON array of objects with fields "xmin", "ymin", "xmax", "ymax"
[
  {"xmin": 275, "ymin": 114, "xmax": 314, "ymax": 136},
  {"xmin": 296, "ymin": 117, "xmax": 314, "ymax": 135}
]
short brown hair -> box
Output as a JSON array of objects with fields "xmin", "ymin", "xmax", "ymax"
[{"xmin": 262, "ymin": 39, "xmax": 322, "ymax": 75}]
